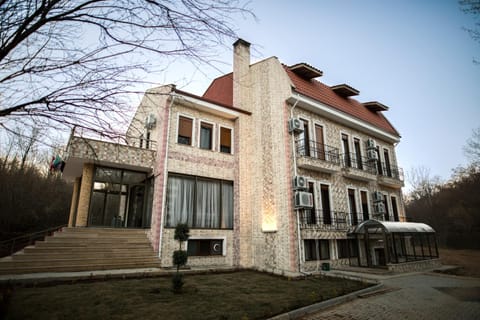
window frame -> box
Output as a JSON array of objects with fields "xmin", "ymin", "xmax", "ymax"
[
  {"xmin": 198, "ymin": 120, "xmax": 215, "ymax": 151},
  {"xmin": 165, "ymin": 173, "xmax": 234, "ymax": 229},
  {"xmin": 219, "ymin": 125, "xmax": 234, "ymax": 154},
  {"xmin": 177, "ymin": 114, "xmax": 195, "ymax": 146},
  {"xmin": 304, "ymin": 239, "xmax": 330, "ymax": 261},
  {"xmin": 187, "ymin": 237, "xmax": 226, "ymax": 256}
]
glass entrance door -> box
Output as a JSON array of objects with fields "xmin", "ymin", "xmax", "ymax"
[{"xmin": 88, "ymin": 167, "xmax": 152, "ymax": 228}]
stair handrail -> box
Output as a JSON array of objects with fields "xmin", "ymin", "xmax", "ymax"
[{"xmin": 0, "ymin": 224, "xmax": 67, "ymax": 258}]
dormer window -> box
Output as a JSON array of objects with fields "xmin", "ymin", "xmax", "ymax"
[{"xmin": 331, "ymin": 84, "xmax": 359, "ymax": 97}]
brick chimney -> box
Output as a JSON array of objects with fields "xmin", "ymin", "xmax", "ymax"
[{"xmin": 233, "ymin": 39, "xmax": 251, "ymax": 112}]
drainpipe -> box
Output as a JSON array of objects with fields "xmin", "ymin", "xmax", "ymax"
[
  {"xmin": 290, "ymin": 98, "xmax": 310, "ymax": 275},
  {"xmin": 157, "ymin": 92, "xmax": 176, "ymax": 260}
]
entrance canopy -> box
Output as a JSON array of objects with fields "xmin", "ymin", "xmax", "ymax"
[
  {"xmin": 348, "ymin": 219, "xmax": 438, "ymax": 268},
  {"xmin": 351, "ymin": 220, "xmax": 435, "ymax": 234}
]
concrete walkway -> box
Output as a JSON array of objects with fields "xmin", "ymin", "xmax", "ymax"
[{"xmin": 301, "ymin": 271, "xmax": 480, "ymax": 320}]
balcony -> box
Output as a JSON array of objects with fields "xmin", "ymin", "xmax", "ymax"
[
  {"xmin": 299, "ymin": 209, "xmax": 366, "ymax": 232},
  {"xmin": 377, "ymin": 163, "xmax": 404, "ymax": 188},
  {"xmin": 63, "ymin": 135, "xmax": 156, "ymax": 180},
  {"xmin": 296, "ymin": 139, "xmax": 341, "ymax": 173},
  {"xmin": 340, "ymin": 153, "xmax": 377, "ymax": 181}
]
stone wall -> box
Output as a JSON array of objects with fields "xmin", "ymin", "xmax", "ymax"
[{"xmin": 387, "ymin": 259, "xmax": 442, "ymax": 273}]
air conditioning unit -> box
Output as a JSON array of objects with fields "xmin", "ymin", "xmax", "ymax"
[
  {"xmin": 366, "ymin": 138, "xmax": 376, "ymax": 149},
  {"xmin": 374, "ymin": 202, "xmax": 386, "ymax": 214},
  {"xmin": 366, "ymin": 149, "xmax": 378, "ymax": 160},
  {"xmin": 372, "ymin": 191, "xmax": 384, "ymax": 203},
  {"xmin": 288, "ymin": 118, "xmax": 304, "ymax": 133},
  {"xmin": 293, "ymin": 175, "xmax": 308, "ymax": 190},
  {"xmin": 294, "ymin": 191, "xmax": 314, "ymax": 208},
  {"xmin": 145, "ymin": 114, "xmax": 156, "ymax": 129}
]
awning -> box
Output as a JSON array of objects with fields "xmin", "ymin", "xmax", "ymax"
[{"xmin": 350, "ymin": 219, "xmax": 435, "ymax": 234}]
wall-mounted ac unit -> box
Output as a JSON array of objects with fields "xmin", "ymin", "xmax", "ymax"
[
  {"xmin": 295, "ymin": 191, "xmax": 313, "ymax": 208},
  {"xmin": 288, "ymin": 118, "xmax": 304, "ymax": 133},
  {"xmin": 293, "ymin": 175, "xmax": 308, "ymax": 190},
  {"xmin": 374, "ymin": 202, "xmax": 386, "ymax": 214},
  {"xmin": 366, "ymin": 149, "xmax": 378, "ymax": 160},
  {"xmin": 366, "ymin": 138, "xmax": 376, "ymax": 149},
  {"xmin": 145, "ymin": 114, "xmax": 156, "ymax": 129},
  {"xmin": 372, "ymin": 191, "xmax": 384, "ymax": 203}
]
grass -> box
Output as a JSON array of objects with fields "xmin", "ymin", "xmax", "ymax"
[
  {"xmin": 438, "ymin": 248, "xmax": 480, "ymax": 278},
  {"xmin": 2, "ymin": 270, "xmax": 370, "ymax": 320}
]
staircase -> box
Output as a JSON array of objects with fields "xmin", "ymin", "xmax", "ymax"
[{"xmin": 0, "ymin": 228, "xmax": 160, "ymax": 275}]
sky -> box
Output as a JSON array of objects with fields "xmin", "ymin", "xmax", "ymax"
[{"xmin": 149, "ymin": 0, "xmax": 480, "ymax": 188}]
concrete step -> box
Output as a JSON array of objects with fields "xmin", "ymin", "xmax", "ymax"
[
  {"xmin": 0, "ymin": 227, "xmax": 159, "ymax": 275},
  {"xmin": 0, "ymin": 261, "xmax": 161, "ymax": 274},
  {"xmin": 22, "ymin": 246, "xmax": 154, "ymax": 255},
  {"xmin": 11, "ymin": 252, "xmax": 157, "ymax": 261},
  {"xmin": 60, "ymin": 228, "xmax": 148, "ymax": 235},
  {"xmin": 53, "ymin": 231, "xmax": 149, "ymax": 239},
  {"xmin": 0, "ymin": 257, "xmax": 159, "ymax": 268}
]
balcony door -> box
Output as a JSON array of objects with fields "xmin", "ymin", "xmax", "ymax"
[
  {"xmin": 299, "ymin": 119, "xmax": 310, "ymax": 156},
  {"xmin": 348, "ymin": 189, "xmax": 358, "ymax": 225},
  {"xmin": 315, "ymin": 124, "xmax": 325, "ymax": 160},
  {"xmin": 320, "ymin": 184, "xmax": 331, "ymax": 225},
  {"xmin": 342, "ymin": 134, "xmax": 351, "ymax": 167}
]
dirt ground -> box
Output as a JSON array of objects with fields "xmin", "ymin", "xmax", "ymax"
[{"xmin": 439, "ymin": 248, "xmax": 480, "ymax": 278}]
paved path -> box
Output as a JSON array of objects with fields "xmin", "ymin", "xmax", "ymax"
[{"xmin": 302, "ymin": 273, "xmax": 480, "ymax": 320}]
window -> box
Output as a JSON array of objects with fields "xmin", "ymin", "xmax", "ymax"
[
  {"xmin": 391, "ymin": 196, "xmax": 399, "ymax": 221},
  {"xmin": 375, "ymin": 146, "xmax": 383, "ymax": 175},
  {"xmin": 383, "ymin": 194, "xmax": 390, "ymax": 221},
  {"xmin": 187, "ymin": 239, "xmax": 223, "ymax": 256},
  {"xmin": 337, "ymin": 239, "xmax": 359, "ymax": 259},
  {"xmin": 354, "ymin": 138, "xmax": 363, "ymax": 169},
  {"xmin": 360, "ymin": 190, "xmax": 369, "ymax": 221},
  {"xmin": 315, "ymin": 124, "xmax": 325, "ymax": 160},
  {"xmin": 299, "ymin": 119, "xmax": 310, "ymax": 156},
  {"xmin": 178, "ymin": 116, "xmax": 193, "ymax": 145},
  {"xmin": 304, "ymin": 239, "xmax": 330, "ymax": 261},
  {"xmin": 383, "ymin": 148, "xmax": 392, "ymax": 177},
  {"xmin": 337, "ymin": 239, "xmax": 349, "ymax": 259},
  {"xmin": 165, "ymin": 174, "xmax": 233, "ymax": 229},
  {"xmin": 304, "ymin": 182, "xmax": 316, "ymax": 224},
  {"xmin": 199, "ymin": 122, "xmax": 213, "ymax": 150},
  {"xmin": 348, "ymin": 188, "xmax": 358, "ymax": 225},
  {"xmin": 320, "ymin": 184, "xmax": 331, "ymax": 225},
  {"xmin": 342, "ymin": 133, "xmax": 351, "ymax": 167},
  {"xmin": 220, "ymin": 127, "xmax": 232, "ymax": 153}
]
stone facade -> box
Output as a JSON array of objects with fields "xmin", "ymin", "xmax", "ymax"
[{"xmin": 64, "ymin": 39, "xmax": 425, "ymax": 275}]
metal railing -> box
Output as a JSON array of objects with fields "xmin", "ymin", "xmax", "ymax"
[
  {"xmin": 0, "ymin": 225, "xmax": 67, "ymax": 258},
  {"xmin": 340, "ymin": 152, "xmax": 377, "ymax": 174},
  {"xmin": 295, "ymin": 140, "xmax": 404, "ymax": 182},
  {"xmin": 299, "ymin": 209, "xmax": 365, "ymax": 230},
  {"xmin": 296, "ymin": 139, "xmax": 340, "ymax": 165},
  {"xmin": 378, "ymin": 163, "xmax": 404, "ymax": 181}
]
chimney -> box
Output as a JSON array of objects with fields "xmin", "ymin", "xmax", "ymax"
[{"xmin": 233, "ymin": 39, "xmax": 251, "ymax": 112}]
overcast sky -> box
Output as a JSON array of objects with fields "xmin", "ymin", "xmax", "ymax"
[{"xmin": 152, "ymin": 0, "xmax": 479, "ymax": 187}]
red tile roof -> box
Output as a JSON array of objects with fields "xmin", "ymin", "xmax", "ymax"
[
  {"xmin": 285, "ymin": 66, "xmax": 399, "ymax": 137},
  {"xmin": 202, "ymin": 73, "xmax": 233, "ymax": 107},
  {"xmin": 202, "ymin": 65, "xmax": 400, "ymax": 137}
]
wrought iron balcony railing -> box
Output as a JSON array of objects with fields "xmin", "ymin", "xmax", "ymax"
[
  {"xmin": 340, "ymin": 152, "xmax": 377, "ymax": 175},
  {"xmin": 378, "ymin": 163, "xmax": 404, "ymax": 181},
  {"xmin": 295, "ymin": 139, "xmax": 340, "ymax": 165},
  {"xmin": 299, "ymin": 209, "xmax": 365, "ymax": 230}
]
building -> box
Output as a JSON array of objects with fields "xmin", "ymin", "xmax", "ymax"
[{"xmin": 63, "ymin": 39, "xmax": 438, "ymax": 275}]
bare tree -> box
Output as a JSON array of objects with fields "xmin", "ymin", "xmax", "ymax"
[
  {"xmin": 0, "ymin": 0, "xmax": 253, "ymax": 140},
  {"xmin": 463, "ymin": 127, "xmax": 480, "ymax": 164},
  {"xmin": 406, "ymin": 166, "xmax": 442, "ymax": 202},
  {"xmin": 459, "ymin": 0, "xmax": 480, "ymax": 64}
]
